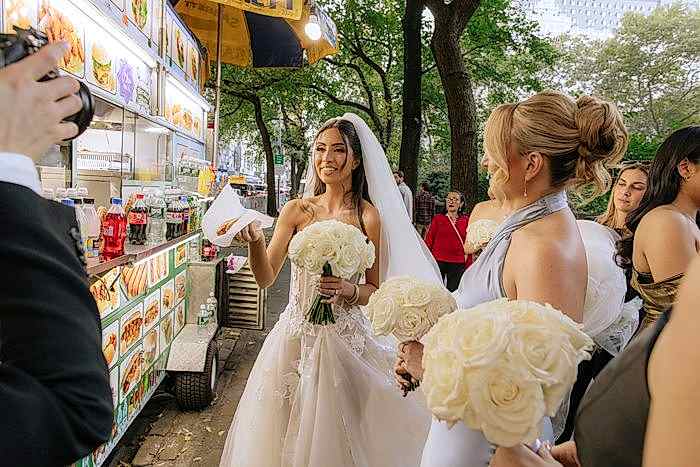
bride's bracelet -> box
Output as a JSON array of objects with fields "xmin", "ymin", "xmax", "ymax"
[{"xmin": 346, "ymin": 284, "xmax": 360, "ymax": 306}]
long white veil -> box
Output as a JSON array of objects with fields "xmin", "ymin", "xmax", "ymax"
[{"xmin": 303, "ymin": 113, "xmax": 442, "ymax": 287}]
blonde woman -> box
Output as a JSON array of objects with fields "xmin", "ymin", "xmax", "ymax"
[{"xmin": 397, "ymin": 91, "xmax": 628, "ymax": 466}]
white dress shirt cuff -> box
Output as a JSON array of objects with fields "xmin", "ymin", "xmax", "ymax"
[{"xmin": 0, "ymin": 152, "xmax": 42, "ymax": 195}]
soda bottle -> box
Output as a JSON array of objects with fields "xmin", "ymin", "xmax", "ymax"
[
  {"xmin": 180, "ymin": 196, "xmax": 190, "ymax": 233},
  {"xmin": 165, "ymin": 196, "xmax": 183, "ymax": 241},
  {"xmin": 147, "ymin": 190, "xmax": 166, "ymax": 245},
  {"xmin": 83, "ymin": 198, "xmax": 100, "ymax": 258},
  {"xmin": 102, "ymin": 198, "xmax": 127, "ymax": 259},
  {"xmin": 128, "ymin": 194, "xmax": 148, "ymax": 245}
]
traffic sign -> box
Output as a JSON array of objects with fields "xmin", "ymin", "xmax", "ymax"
[{"xmin": 274, "ymin": 154, "xmax": 284, "ymax": 165}]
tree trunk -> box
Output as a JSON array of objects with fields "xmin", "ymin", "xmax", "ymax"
[
  {"xmin": 251, "ymin": 95, "xmax": 278, "ymax": 217},
  {"xmin": 291, "ymin": 154, "xmax": 306, "ymax": 197},
  {"xmin": 399, "ymin": 0, "xmax": 423, "ymax": 195},
  {"xmin": 290, "ymin": 156, "xmax": 297, "ymax": 198},
  {"xmin": 430, "ymin": 16, "xmax": 479, "ymax": 212}
]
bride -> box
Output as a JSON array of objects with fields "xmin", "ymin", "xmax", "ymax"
[{"xmin": 219, "ymin": 114, "xmax": 437, "ymax": 467}]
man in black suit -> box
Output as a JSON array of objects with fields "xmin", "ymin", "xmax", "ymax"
[{"xmin": 0, "ymin": 41, "xmax": 113, "ymax": 465}]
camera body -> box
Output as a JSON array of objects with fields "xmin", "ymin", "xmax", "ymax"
[{"xmin": 0, "ymin": 26, "xmax": 94, "ymax": 139}]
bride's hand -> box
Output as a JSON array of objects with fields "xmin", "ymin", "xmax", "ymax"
[
  {"xmin": 234, "ymin": 221, "xmax": 263, "ymax": 244},
  {"xmin": 318, "ymin": 276, "xmax": 353, "ymax": 304},
  {"xmin": 398, "ymin": 341, "xmax": 424, "ymax": 381}
]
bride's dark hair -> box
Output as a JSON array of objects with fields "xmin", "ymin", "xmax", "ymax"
[{"xmin": 306, "ymin": 118, "xmax": 371, "ymax": 232}]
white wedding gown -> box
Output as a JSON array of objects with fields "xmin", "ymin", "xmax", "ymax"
[{"xmin": 219, "ymin": 264, "xmax": 430, "ymax": 467}]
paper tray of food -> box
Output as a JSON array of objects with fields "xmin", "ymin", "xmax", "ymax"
[{"xmin": 202, "ymin": 184, "xmax": 274, "ymax": 247}]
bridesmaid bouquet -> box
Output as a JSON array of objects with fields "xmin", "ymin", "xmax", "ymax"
[
  {"xmin": 365, "ymin": 277, "xmax": 457, "ymax": 393},
  {"xmin": 421, "ymin": 298, "xmax": 593, "ymax": 447},
  {"xmin": 288, "ymin": 220, "xmax": 375, "ymax": 325}
]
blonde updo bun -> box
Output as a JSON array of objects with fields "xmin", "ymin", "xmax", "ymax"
[
  {"xmin": 573, "ymin": 95, "xmax": 629, "ymax": 195},
  {"xmin": 483, "ymin": 91, "xmax": 628, "ymax": 201}
]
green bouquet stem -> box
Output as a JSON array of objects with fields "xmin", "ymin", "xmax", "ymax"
[{"xmin": 306, "ymin": 262, "xmax": 336, "ymax": 325}]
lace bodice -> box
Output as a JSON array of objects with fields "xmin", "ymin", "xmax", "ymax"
[{"xmin": 283, "ymin": 265, "xmax": 371, "ymax": 355}]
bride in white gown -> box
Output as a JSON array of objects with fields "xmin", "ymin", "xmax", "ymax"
[{"xmin": 219, "ymin": 114, "xmax": 440, "ymax": 467}]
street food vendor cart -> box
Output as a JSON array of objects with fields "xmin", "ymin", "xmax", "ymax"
[{"xmin": 1, "ymin": 0, "xmax": 221, "ymax": 462}]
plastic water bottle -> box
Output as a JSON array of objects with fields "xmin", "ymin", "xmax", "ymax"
[
  {"xmin": 83, "ymin": 198, "xmax": 100, "ymax": 258},
  {"xmin": 206, "ymin": 292, "xmax": 217, "ymax": 320},
  {"xmin": 198, "ymin": 304, "xmax": 209, "ymax": 327},
  {"xmin": 147, "ymin": 191, "xmax": 166, "ymax": 245}
]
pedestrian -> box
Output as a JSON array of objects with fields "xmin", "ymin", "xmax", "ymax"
[
  {"xmin": 0, "ymin": 41, "xmax": 113, "ymax": 466},
  {"xmin": 393, "ymin": 170, "xmax": 413, "ymax": 219},
  {"xmin": 414, "ymin": 182, "xmax": 436, "ymax": 237},
  {"xmin": 424, "ymin": 191, "xmax": 472, "ymax": 291}
]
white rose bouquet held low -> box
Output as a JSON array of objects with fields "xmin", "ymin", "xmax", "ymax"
[
  {"xmin": 421, "ymin": 298, "xmax": 593, "ymax": 447},
  {"xmin": 288, "ymin": 220, "xmax": 375, "ymax": 325},
  {"xmin": 365, "ymin": 276, "xmax": 457, "ymax": 393}
]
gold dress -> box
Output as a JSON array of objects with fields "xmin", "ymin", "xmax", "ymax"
[{"xmin": 631, "ymin": 270, "xmax": 684, "ymax": 331}]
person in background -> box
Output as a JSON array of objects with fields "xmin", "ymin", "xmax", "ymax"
[
  {"xmin": 617, "ymin": 126, "xmax": 700, "ymax": 332},
  {"xmin": 597, "ymin": 161, "xmax": 649, "ymax": 234},
  {"xmin": 557, "ymin": 162, "xmax": 650, "ymax": 443},
  {"xmin": 414, "ymin": 182, "xmax": 436, "ymax": 237},
  {"xmin": 0, "ymin": 42, "xmax": 113, "ymax": 466},
  {"xmin": 424, "ymin": 191, "xmax": 472, "ymax": 291},
  {"xmin": 393, "ymin": 169, "xmax": 413, "ymax": 219}
]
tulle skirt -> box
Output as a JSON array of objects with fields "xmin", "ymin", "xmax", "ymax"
[{"xmin": 219, "ymin": 305, "xmax": 430, "ymax": 467}]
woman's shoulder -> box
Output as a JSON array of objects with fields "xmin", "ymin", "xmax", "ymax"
[
  {"xmin": 638, "ymin": 205, "xmax": 690, "ymax": 234},
  {"xmin": 360, "ymin": 200, "xmax": 380, "ymax": 226}
]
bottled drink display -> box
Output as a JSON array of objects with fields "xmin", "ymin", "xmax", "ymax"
[
  {"xmin": 147, "ymin": 191, "xmax": 166, "ymax": 245},
  {"xmin": 180, "ymin": 196, "xmax": 190, "ymax": 233},
  {"xmin": 102, "ymin": 198, "xmax": 127, "ymax": 259},
  {"xmin": 71, "ymin": 196, "xmax": 88, "ymax": 248},
  {"xmin": 165, "ymin": 196, "xmax": 184, "ymax": 240},
  {"xmin": 128, "ymin": 194, "xmax": 148, "ymax": 245},
  {"xmin": 83, "ymin": 198, "xmax": 100, "ymax": 258}
]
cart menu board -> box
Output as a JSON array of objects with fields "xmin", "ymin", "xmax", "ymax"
[
  {"xmin": 83, "ymin": 248, "xmax": 189, "ymax": 467},
  {"xmin": 1, "ymin": 0, "xmax": 155, "ymax": 112},
  {"xmin": 166, "ymin": 2, "xmax": 199, "ymax": 89}
]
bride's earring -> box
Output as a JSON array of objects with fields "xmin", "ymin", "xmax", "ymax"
[{"xmin": 523, "ymin": 179, "xmax": 528, "ymax": 198}]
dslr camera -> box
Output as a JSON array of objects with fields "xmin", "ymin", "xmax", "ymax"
[{"xmin": 0, "ymin": 26, "xmax": 94, "ymax": 139}]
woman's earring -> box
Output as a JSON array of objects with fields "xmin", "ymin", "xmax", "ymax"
[{"xmin": 523, "ymin": 180, "xmax": 528, "ymax": 198}]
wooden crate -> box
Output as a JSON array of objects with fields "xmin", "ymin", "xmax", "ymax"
[{"xmin": 222, "ymin": 262, "xmax": 265, "ymax": 330}]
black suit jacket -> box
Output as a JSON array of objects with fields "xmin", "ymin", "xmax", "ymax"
[{"xmin": 0, "ymin": 183, "xmax": 113, "ymax": 466}]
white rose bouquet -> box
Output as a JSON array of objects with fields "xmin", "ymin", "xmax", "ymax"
[
  {"xmin": 365, "ymin": 276, "xmax": 457, "ymax": 393},
  {"xmin": 421, "ymin": 298, "xmax": 593, "ymax": 447},
  {"xmin": 288, "ymin": 220, "xmax": 375, "ymax": 325}
]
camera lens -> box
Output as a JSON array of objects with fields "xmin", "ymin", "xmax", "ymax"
[{"xmin": 63, "ymin": 81, "xmax": 94, "ymax": 140}]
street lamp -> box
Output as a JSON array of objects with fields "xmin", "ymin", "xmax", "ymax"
[{"xmin": 305, "ymin": 14, "xmax": 322, "ymax": 40}]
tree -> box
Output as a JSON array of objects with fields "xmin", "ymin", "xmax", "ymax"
[
  {"xmin": 560, "ymin": 5, "xmax": 699, "ymax": 138},
  {"xmin": 421, "ymin": 0, "xmax": 558, "ymax": 208},
  {"xmin": 424, "ymin": 0, "xmax": 481, "ymax": 210},
  {"xmin": 398, "ymin": 0, "xmax": 424, "ymax": 194}
]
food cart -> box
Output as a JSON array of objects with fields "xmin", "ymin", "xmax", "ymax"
[{"xmin": 0, "ymin": 0, "xmax": 223, "ymax": 463}]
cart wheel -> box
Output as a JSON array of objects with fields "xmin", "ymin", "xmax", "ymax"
[{"xmin": 173, "ymin": 340, "xmax": 219, "ymax": 410}]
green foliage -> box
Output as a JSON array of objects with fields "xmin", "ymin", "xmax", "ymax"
[{"xmin": 558, "ymin": 5, "xmax": 700, "ymax": 138}]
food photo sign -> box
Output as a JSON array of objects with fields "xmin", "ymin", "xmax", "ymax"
[{"xmin": 82, "ymin": 246, "xmax": 190, "ymax": 467}]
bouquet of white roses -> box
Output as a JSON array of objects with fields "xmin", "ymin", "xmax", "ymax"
[
  {"xmin": 421, "ymin": 298, "xmax": 593, "ymax": 447},
  {"xmin": 365, "ymin": 276, "xmax": 457, "ymax": 393},
  {"xmin": 288, "ymin": 220, "xmax": 375, "ymax": 325}
]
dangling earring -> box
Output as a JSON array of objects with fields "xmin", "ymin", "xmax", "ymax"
[{"xmin": 523, "ymin": 179, "xmax": 528, "ymax": 198}]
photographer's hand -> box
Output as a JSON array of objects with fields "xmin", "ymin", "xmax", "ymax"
[{"xmin": 0, "ymin": 41, "xmax": 82, "ymax": 161}]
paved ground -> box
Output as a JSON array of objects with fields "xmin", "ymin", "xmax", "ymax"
[{"xmin": 105, "ymin": 259, "xmax": 290, "ymax": 467}]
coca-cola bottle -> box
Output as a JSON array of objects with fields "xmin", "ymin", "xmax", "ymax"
[
  {"xmin": 180, "ymin": 196, "xmax": 190, "ymax": 233},
  {"xmin": 102, "ymin": 198, "xmax": 127, "ymax": 259},
  {"xmin": 128, "ymin": 194, "xmax": 148, "ymax": 245},
  {"xmin": 166, "ymin": 196, "xmax": 183, "ymax": 240}
]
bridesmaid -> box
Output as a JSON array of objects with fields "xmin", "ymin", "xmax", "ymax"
[
  {"xmin": 490, "ymin": 252, "xmax": 700, "ymax": 467},
  {"xmin": 617, "ymin": 126, "xmax": 700, "ymax": 331},
  {"xmin": 397, "ymin": 91, "xmax": 628, "ymax": 467}
]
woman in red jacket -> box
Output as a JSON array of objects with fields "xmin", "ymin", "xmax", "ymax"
[{"xmin": 424, "ymin": 191, "xmax": 472, "ymax": 291}]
